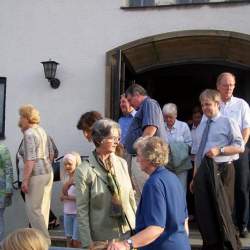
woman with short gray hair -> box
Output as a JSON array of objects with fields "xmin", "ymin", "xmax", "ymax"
[
  {"xmin": 108, "ymin": 136, "xmax": 190, "ymax": 250},
  {"xmin": 162, "ymin": 103, "xmax": 192, "ymax": 195},
  {"xmin": 75, "ymin": 118, "xmax": 136, "ymax": 250}
]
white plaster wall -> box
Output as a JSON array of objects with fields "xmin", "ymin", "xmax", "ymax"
[{"xmin": 0, "ymin": 0, "xmax": 250, "ymax": 234}]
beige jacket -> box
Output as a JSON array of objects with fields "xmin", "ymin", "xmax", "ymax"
[{"xmin": 75, "ymin": 152, "xmax": 136, "ymax": 249}]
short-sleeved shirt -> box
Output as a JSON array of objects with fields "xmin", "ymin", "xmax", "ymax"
[
  {"xmin": 135, "ymin": 167, "xmax": 190, "ymax": 250},
  {"xmin": 23, "ymin": 126, "xmax": 52, "ymax": 176},
  {"xmin": 118, "ymin": 109, "xmax": 136, "ymax": 144},
  {"xmin": 165, "ymin": 119, "xmax": 192, "ymax": 146},
  {"xmin": 124, "ymin": 97, "xmax": 167, "ymax": 154},
  {"xmin": 220, "ymin": 96, "xmax": 250, "ymax": 131}
]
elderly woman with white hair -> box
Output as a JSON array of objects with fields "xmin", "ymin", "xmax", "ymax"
[
  {"xmin": 75, "ymin": 118, "xmax": 136, "ymax": 250},
  {"xmin": 108, "ymin": 136, "xmax": 190, "ymax": 250},
  {"xmin": 162, "ymin": 103, "xmax": 192, "ymax": 194}
]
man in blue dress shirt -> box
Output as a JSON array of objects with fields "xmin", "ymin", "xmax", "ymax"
[
  {"xmin": 191, "ymin": 89, "xmax": 244, "ymax": 250},
  {"xmin": 192, "ymin": 89, "xmax": 244, "ymax": 208}
]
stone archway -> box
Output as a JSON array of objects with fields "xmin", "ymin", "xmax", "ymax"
[{"xmin": 106, "ymin": 30, "xmax": 250, "ymax": 120}]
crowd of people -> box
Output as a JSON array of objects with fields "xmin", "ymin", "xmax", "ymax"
[{"xmin": 0, "ymin": 71, "xmax": 249, "ymax": 250}]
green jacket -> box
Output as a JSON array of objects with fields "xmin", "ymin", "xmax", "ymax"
[
  {"xmin": 0, "ymin": 144, "xmax": 13, "ymax": 208},
  {"xmin": 75, "ymin": 152, "xmax": 136, "ymax": 249}
]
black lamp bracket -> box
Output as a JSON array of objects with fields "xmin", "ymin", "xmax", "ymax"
[{"xmin": 48, "ymin": 78, "xmax": 60, "ymax": 89}]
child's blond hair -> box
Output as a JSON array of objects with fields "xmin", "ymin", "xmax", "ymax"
[{"xmin": 1, "ymin": 228, "xmax": 48, "ymax": 250}]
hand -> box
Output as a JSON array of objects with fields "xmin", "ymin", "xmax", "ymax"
[
  {"xmin": 206, "ymin": 147, "xmax": 220, "ymax": 158},
  {"xmin": 107, "ymin": 241, "xmax": 128, "ymax": 250},
  {"xmin": 21, "ymin": 180, "xmax": 29, "ymax": 193},
  {"xmin": 89, "ymin": 242, "xmax": 94, "ymax": 250}
]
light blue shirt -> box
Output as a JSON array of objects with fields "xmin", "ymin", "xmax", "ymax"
[
  {"xmin": 191, "ymin": 112, "xmax": 244, "ymax": 165},
  {"xmin": 165, "ymin": 119, "xmax": 192, "ymax": 147},
  {"xmin": 118, "ymin": 109, "xmax": 136, "ymax": 144}
]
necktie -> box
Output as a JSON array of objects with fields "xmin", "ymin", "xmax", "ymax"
[{"xmin": 196, "ymin": 118, "xmax": 212, "ymax": 168}]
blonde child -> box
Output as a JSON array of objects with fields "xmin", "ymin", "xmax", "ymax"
[
  {"xmin": 60, "ymin": 152, "xmax": 81, "ymax": 248},
  {"xmin": 1, "ymin": 228, "xmax": 48, "ymax": 250}
]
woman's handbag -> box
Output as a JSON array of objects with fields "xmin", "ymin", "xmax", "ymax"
[{"xmin": 52, "ymin": 156, "xmax": 63, "ymax": 182}]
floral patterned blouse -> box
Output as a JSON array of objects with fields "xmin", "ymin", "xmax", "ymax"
[
  {"xmin": 0, "ymin": 144, "xmax": 13, "ymax": 208},
  {"xmin": 23, "ymin": 125, "xmax": 53, "ymax": 176}
]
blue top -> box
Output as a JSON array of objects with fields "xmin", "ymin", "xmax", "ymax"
[
  {"xmin": 191, "ymin": 112, "xmax": 244, "ymax": 166},
  {"xmin": 124, "ymin": 97, "xmax": 167, "ymax": 154},
  {"xmin": 118, "ymin": 110, "xmax": 136, "ymax": 144},
  {"xmin": 135, "ymin": 167, "xmax": 190, "ymax": 250}
]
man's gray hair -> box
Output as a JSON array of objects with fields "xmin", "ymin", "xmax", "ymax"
[
  {"xmin": 216, "ymin": 72, "xmax": 236, "ymax": 87},
  {"xmin": 162, "ymin": 103, "xmax": 177, "ymax": 116},
  {"xmin": 125, "ymin": 84, "xmax": 147, "ymax": 97},
  {"xmin": 92, "ymin": 118, "xmax": 120, "ymax": 147}
]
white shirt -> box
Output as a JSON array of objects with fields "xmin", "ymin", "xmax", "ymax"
[
  {"xmin": 165, "ymin": 119, "xmax": 192, "ymax": 146},
  {"xmin": 220, "ymin": 96, "xmax": 250, "ymax": 132},
  {"xmin": 64, "ymin": 184, "xmax": 77, "ymax": 214}
]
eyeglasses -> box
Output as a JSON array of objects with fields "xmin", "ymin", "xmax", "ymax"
[{"xmin": 104, "ymin": 136, "xmax": 121, "ymax": 143}]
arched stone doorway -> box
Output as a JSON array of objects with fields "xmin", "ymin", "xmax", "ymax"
[{"xmin": 106, "ymin": 30, "xmax": 250, "ymax": 121}]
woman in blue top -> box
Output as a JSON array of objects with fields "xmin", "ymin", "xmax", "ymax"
[{"xmin": 108, "ymin": 136, "xmax": 190, "ymax": 250}]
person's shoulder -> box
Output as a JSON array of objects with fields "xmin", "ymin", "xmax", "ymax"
[
  {"xmin": 145, "ymin": 97, "xmax": 159, "ymax": 106},
  {"xmin": 232, "ymin": 96, "xmax": 249, "ymax": 107},
  {"xmin": 0, "ymin": 144, "xmax": 8, "ymax": 155},
  {"xmin": 76, "ymin": 159, "xmax": 92, "ymax": 175},
  {"xmin": 177, "ymin": 120, "xmax": 189, "ymax": 128},
  {"xmin": 24, "ymin": 128, "xmax": 35, "ymax": 137},
  {"xmin": 111, "ymin": 153, "xmax": 128, "ymax": 168},
  {"xmin": 219, "ymin": 114, "xmax": 237, "ymax": 127}
]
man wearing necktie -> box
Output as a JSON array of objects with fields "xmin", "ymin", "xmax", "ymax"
[{"xmin": 191, "ymin": 89, "xmax": 244, "ymax": 250}]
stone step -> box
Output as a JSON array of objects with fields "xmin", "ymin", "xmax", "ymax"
[{"xmin": 49, "ymin": 228, "xmax": 250, "ymax": 249}]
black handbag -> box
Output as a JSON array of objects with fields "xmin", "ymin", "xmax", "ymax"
[{"xmin": 52, "ymin": 156, "xmax": 63, "ymax": 182}]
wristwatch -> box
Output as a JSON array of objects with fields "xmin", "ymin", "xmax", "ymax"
[
  {"xmin": 126, "ymin": 239, "xmax": 134, "ymax": 250},
  {"xmin": 220, "ymin": 147, "xmax": 225, "ymax": 155}
]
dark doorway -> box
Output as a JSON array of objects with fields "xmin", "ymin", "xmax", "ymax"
[
  {"xmin": 106, "ymin": 30, "xmax": 250, "ymax": 120},
  {"xmin": 124, "ymin": 63, "xmax": 250, "ymax": 122}
]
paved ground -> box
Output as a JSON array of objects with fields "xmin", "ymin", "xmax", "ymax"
[{"xmin": 5, "ymin": 190, "xmax": 250, "ymax": 249}]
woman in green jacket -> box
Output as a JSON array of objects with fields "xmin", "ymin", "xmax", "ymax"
[{"xmin": 75, "ymin": 119, "xmax": 136, "ymax": 250}]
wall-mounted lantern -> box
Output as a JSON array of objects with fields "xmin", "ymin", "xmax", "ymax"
[{"xmin": 41, "ymin": 60, "xmax": 60, "ymax": 89}]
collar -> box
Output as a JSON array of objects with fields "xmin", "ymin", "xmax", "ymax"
[
  {"xmin": 204, "ymin": 112, "xmax": 221, "ymax": 122},
  {"xmin": 220, "ymin": 95, "xmax": 235, "ymax": 106},
  {"xmin": 130, "ymin": 109, "xmax": 136, "ymax": 117},
  {"xmin": 137, "ymin": 96, "xmax": 148, "ymax": 111},
  {"xmin": 124, "ymin": 109, "xmax": 136, "ymax": 118},
  {"xmin": 166, "ymin": 119, "xmax": 177, "ymax": 131},
  {"xmin": 151, "ymin": 166, "xmax": 165, "ymax": 176}
]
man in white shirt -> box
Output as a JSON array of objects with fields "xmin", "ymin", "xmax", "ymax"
[{"xmin": 217, "ymin": 72, "xmax": 250, "ymax": 238}]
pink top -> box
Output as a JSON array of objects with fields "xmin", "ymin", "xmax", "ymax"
[{"xmin": 63, "ymin": 185, "xmax": 77, "ymax": 214}]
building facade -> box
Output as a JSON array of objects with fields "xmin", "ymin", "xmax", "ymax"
[{"xmin": 1, "ymin": 0, "xmax": 250, "ymax": 233}]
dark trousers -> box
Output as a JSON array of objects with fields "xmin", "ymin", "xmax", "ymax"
[
  {"xmin": 194, "ymin": 161, "xmax": 237, "ymax": 248},
  {"xmin": 234, "ymin": 149, "xmax": 250, "ymax": 229},
  {"xmin": 218, "ymin": 162, "xmax": 235, "ymax": 212}
]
